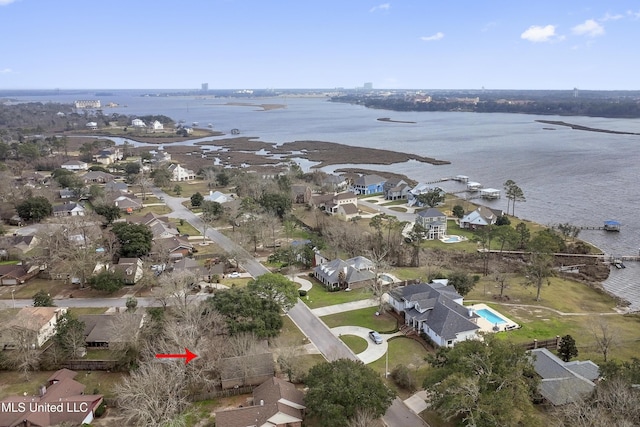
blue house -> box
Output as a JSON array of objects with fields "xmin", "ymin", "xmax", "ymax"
[{"xmin": 352, "ymin": 174, "xmax": 386, "ymax": 195}]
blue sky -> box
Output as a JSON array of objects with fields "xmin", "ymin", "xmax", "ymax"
[{"xmin": 1, "ymin": 0, "xmax": 639, "ymax": 90}]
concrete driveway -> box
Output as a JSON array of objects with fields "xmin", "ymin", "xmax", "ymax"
[{"xmin": 330, "ymin": 325, "xmax": 402, "ymax": 364}]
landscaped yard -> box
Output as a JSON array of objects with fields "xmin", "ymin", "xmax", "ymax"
[
  {"xmin": 0, "ymin": 370, "xmax": 125, "ymax": 399},
  {"xmin": 467, "ymin": 273, "xmax": 640, "ymax": 362},
  {"xmin": 321, "ymin": 307, "xmax": 397, "ymax": 332},
  {"xmin": 339, "ymin": 335, "xmax": 368, "ymax": 354},
  {"xmin": 303, "ymin": 282, "xmax": 375, "ymax": 309}
]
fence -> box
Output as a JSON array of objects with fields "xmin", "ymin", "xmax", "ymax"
[
  {"xmin": 191, "ymin": 385, "xmax": 254, "ymax": 402},
  {"xmin": 521, "ymin": 336, "xmax": 560, "ymax": 351},
  {"xmin": 62, "ymin": 360, "xmax": 118, "ymax": 371}
]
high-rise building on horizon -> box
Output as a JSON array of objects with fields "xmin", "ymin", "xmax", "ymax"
[
  {"xmin": 363, "ymin": 82, "xmax": 373, "ymax": 90},
  {"xmin": 201, "ymin": 83, "xmax": 209, "ymax": 91}
]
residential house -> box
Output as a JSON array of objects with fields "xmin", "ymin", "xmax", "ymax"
[
  {"xmin": 171, "ymin": 257, "xmax": 211, "ymax": 281},
  {"xmin": 81, "ymin": 170, "xmax": 115, "ymax": 184},
  {"xmin": 0, "ymin": 235, "xmax": 38, "ymax": 254},
  {"xmin": 310, "ymin": 191, "xmax": 358, "ymax": 219},
  {"xmin": 215, "ymin": 377, "xmax": 305, "ymax": 427},
  {"xmin": 112, "ymin": 257, "xmax": 144, "ymax": 285},
  {"xmin": 204, "ymin": 190, "xmax": 232, "ymax": 204},
  {"xmin": 352, "ymin": 174, "xmax": 386, "ymax": 195},
  {"xmin": 93, "ymin": 147, "xmax": 122, "ymax": 165},
  {"xmin": 459, "ymin": 206, "xmax": 504, "ymax": 230},
  {"xmin": 321, "ymin": 174, "xmax": 348, "ymax": 192},
  {"xmin": 154, "ymin": 236, "xmax": 194, "ymax": 260},
  {"xmin": 384, "ymin": 178, "xmax": 410, "ymax": 200},
  {"xmin": 529, "ymin": 348, "xmax": 599, "ymax": 406},
  {"xmin": 59, "ymin": 188, "xmax": 75, "ymax": 199},
  {"xmin": 415, "ymin": 208, "xmax": 447, "ymax": 240},
  {"xmin": 152, "ymin": 120, "xmax": 164, "ymax": 130},
  {"xmin": 79, "ymin": 313, "xmax": 145, "ymax": 348},
  {"xmin": 131, "ymin": 118, "xmax": 146, "ymax": 128},
  {"xmin": 150, "ymin": 149, "xmax": 172, "ymax": 163},
  {"xmin": 104, "ymin": 181, "xmax": 129, "ymax": 194},
  {"xmin": 113, "ymin": 195, "xmax": 143, "ymax": 213},
  {"xmin": 291, "ymin": 185, "xmax": 312, "ymax": 204},
  {"xmin": 168, "ymin": 163, "xmax": 196, "ymax": 181},
  {"xmin": 0, "ymin": 263, "xmax": 40, "ymax": 285},
  {"xmin": 408, "ymin": 183, "xmax": 443, "ymax": 207},
  {"xmin": 0, "ymin": 369, "xmax": 103, "ymax": 427},
  {"xmin": 388, "ymin": 281, "xmax": 480, "ymax": 347},
  {"xmin": 61, "ymin": 160, "xmax": 88, "ymax": 171},
  {"xmin": 313, "ymin": 256, "xmax": 375, "ymax": 290},
  {"xmin": 52, "ymin": 202, "xmax": 86, "ymax": 217},
  {"xmin": 219, "ymin": 352, "xmax": 275, "ymax": 389},
  {"xmin": 148, "ymin": 220, "xmax": 179, "ymax": 240},
  {"xmin": 0, "ymin": 307, "xmax": 68, "ymax": 349}
]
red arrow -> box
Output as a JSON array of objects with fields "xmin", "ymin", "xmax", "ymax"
[{"xmin": 155, "ymin": 347, "xmax": 198, "ymax": 364}]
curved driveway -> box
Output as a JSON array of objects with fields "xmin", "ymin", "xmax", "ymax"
[{"xmin": 330, "ymin": 326, "xmax": 402, "ymax": 364}]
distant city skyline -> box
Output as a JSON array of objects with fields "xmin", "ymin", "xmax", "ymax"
[{"xmin": 1, "ymin": 0, "xmax": 639, "ymax": 90}]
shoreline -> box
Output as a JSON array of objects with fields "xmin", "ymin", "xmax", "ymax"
[{"xmin": 535, "ymin": 120, "xmax": 640, "ymax": 136}]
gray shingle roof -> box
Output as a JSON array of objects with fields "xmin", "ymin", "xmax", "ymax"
[{"xmin": 529, "ymin": 348, "xmax": 598, "ymax": 405}]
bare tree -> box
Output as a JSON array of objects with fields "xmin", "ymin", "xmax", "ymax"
[
  {"xmin": 368, "ymin": 247, "xmax": 390, "ymax": 312},
  {"xmin": 114, "ymin": 360, "xmax": 191, "ymax": 426},
  {"xmin": 156, "ymin": 270, "xmax": 199, "ymax": 315},
  {"xmin": 7, "ymin": 325, "xmax": 41, "ymax": 380},
  {"xmin": 347, "ymin": 408, "xmax": 384, "ymax": 427},
  {"xmin": 136, "ymin": 175, "xmax": 154, "ymax": 201},
  {"xmin": 591, "ymin": 317, "xmax": 617, "ymax": 362}
]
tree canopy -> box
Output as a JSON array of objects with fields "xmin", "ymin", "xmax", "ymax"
[
  {"xmin": 207, "ymin": 287, "xmax": 283, "ymax": 337},
  {"xmin": 33, "ymin": 290, "xmax": 55, "ymax": 307},
  {"xmin": 424, "ymin": 335, "xmax": 540, "ymax": 427},
  {"xmin": 247, "ymin": 273, "xmax": 299, "ymax": 311},
  {"xmin": 305, "ymin": 359, "xmax": 395, "ymax": 427},
  {"xmin": 112, "ymin": 222, "xmax": 153, "ymax": 258},
  {"xmin": 16, "ymin": 196, "xmax": 52, "ymax": 222},
  {"xmin": 89, "ymin": 270, "xmax": 125, "ymax": 293}
]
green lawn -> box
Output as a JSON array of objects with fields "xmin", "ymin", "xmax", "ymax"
[
  {"xmin": 321, "ymin": 307, "xmax": 397, "ymax": 332},
  {"xmin": 0, "ymin": 370, "xmax": 125, "ymax": 399},
  {"xmin": 3, "ymin": 279, "xmax": 71, "ymax": 299},
  {"xmin": 137, "ymin": 205, "xmax": 172, "ymax": 215},
  {"xmin": 302, "ymin": 282, "xmax": 375, "ymax": 309},
  {"xmin": 173, "ymin": 219, "xmax": 201, "ymax": 237},
  {"xmin": 339, "ymin": 335, "xmax": 368, "ymax": 354}
]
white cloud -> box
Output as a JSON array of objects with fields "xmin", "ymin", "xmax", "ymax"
[
  {"xmin": 420, "ymin": 32, "xmax": 444, "ymax": 42},
  {"xmin": 520, "ymin": 25, "xmax": 558, "ymax": 42},
  {"xmin": 627, "ymin": 9, "xmax": 640, "ymax": 19},
  {"xmin": 0, "ymin": 68, "xmax": 13, "ymax": 74},
  {"xmin": 572, "ymin": 19, "xmax": 605, "ymax": 37},
  {"xmin": 601, "ymin": 12, "xmax": 624, "ymax": 21},
  {"xmin": 0, "ymin": 0, "xmax": 17, "ymax": 5},
  {"xmin": 369, "ymin": 3, "xmax": 390, "ymax": 13}
]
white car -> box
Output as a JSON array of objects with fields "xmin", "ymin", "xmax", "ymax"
[
  {"xmin": 368, "ymin": 331, "xmax": 383, "ymax": 345},
  {"xmin": 228, "ymin": 272, "xmax": 241, "ymax": 278}
]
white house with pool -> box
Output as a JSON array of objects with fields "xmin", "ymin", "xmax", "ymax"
[{"xmin": 388, "ymin": 280, "xmax": 519, "ymax": 347}]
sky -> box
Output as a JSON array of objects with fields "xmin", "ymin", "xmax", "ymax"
[{"xmin": 0, "ymin": 0, "xmax": 639, "ymax": 90}]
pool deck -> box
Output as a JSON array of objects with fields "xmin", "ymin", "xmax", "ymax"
[
  {"xmin": 439, "ymin": 234, "xmax": 468, "ymax": 244},
  {"xmin": 467, "ymin": 303, "xmax": 520, "ymax": 333}
]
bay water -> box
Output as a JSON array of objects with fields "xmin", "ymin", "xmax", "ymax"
[{"xmin": 15, "ymin": 91, "xmax": 640, "ymax": 308}]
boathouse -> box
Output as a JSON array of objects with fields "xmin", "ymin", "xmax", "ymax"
[
  {"xmin": 480, "ymin": 188, "xmax": 501, "ymax": 199},
  {"xmin": 603, "ymin": 220, "xmax": 621, "ymax": 232}
]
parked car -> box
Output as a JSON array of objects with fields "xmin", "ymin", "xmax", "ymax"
[
  {"xmin": 228, "ymin": 272, "xmax": 241, "ymax": 278},
  {"xmin": 368, "ymin": 331, "xmax": 383, "ymax": 345}
]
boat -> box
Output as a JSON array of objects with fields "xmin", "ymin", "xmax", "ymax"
[
  {"xmin": 192, "ymin": 121, "xmax": 199, "ymax": 126},
  {"xmin": 207, "ymin": 123, "xmax": 213, "ymax": 128}
]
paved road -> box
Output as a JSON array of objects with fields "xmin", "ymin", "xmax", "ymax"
[
  {"xmin": 3, "ymin": 187, "xmax": 427, "ymax": 427},
  {"xmin": 287, "ymin": 300, "xmax": 356, "ymax": 361},
  {"xmin": 152, "ymin": 187, "xmax": 269, "ymax": 278}
]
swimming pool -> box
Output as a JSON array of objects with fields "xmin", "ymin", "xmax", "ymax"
[
  {"xmin": 441, "ymin": 235, "xmax": 465, "ymax": 243},
  {"xmin": 475, "ymin": 308, "xmax": 507, "ymax": 324}
]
